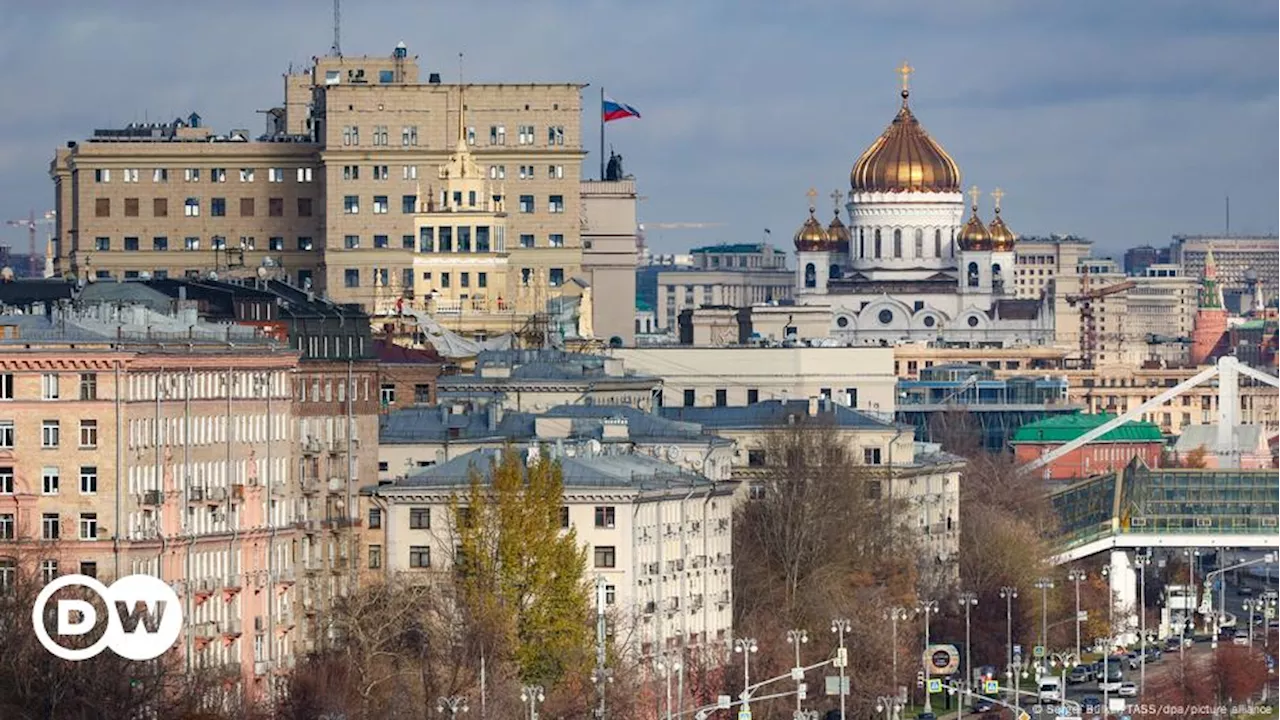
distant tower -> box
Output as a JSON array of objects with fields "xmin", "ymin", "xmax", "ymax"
[{"xmin": 1189, "ymin": 246, "xmax": 1229, "ymax": 365}]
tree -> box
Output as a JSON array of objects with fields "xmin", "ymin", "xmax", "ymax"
[
  {"xmin": 453, "ymin": 447, "xmax": 592, "ymax": 686},
  {"xmin": 1181, "ymin": 445, "xmax": 1209, "ymax": 469},
  {"xmin": 1210, "ymin": 645, "xmax": 1270, "ymax": 710}
]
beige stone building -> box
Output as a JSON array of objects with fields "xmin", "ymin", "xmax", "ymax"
[
  {"xmin": 580, "ymin": 178, "xmax": 641, "ymax": 345},
  {"xmin": 50, "ymin": 45, "xmax": 588, "ymax": 324},
  {"xmin": 655, "ymin": 244, "xmax": 793, "ymax": 331}
]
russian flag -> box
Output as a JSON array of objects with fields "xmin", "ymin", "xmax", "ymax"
[{"xmin": 602, "ymin": 95, "xmax": 641, "ymax": 123}]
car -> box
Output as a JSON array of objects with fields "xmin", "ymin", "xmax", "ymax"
[
  {"xmin": 1239, "ymin": 586, "xmax": 1255, "ymax": 597},
  {"xmin": 1068, "ymin": 665, "xmax": 1093, "ymax": 684},
  {"xmin": 972, "ymin": 698, "xmax": 996, "ymax": 713},
  {"xmin": 1234, "ymin": 631, "xmax": 1250, "ymax": 646},
  {"xmin": 1164, "ymin": 637, "xmax": 1182, "ymax": 651},
  {"xmin": 1125, "ymin": 652, "xmax": 1141, "ymax": 670},
  {"xmin": 916, "ymin": 713, "xmax": 937, "ymax": 720},
  {"xmin": 1098, "ymin": 677, "xmax": 1124, "ymax": 693},
  {"xmin": 1143, "ymin": 646, "xmax": 1163, "ymax": 661},
  {"xmin": 1079, "ymin": 696, "xmax": 1103, "ymax": 714},
  {"xmin": 1119, "ymin": 682, "xmax": 1138, "ymax": 697}
]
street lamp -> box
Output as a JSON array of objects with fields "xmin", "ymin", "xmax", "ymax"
[
  {"xmin": 999, "ymin": 586, "xmax": 1018, "ymax": 683},
  {"xmin": 884, "ymin": 606, "xmax": 909, "ymax": 696},
  {"xmin": 1184, "ymin": 548, "xmax": 1201, "ymax": 636},
  {"xmin": 1033, "ymin": 577, "xmax": 1055, "ymax": 675},
  {"xmin": 1067, "ymin": 568, "xmax": 1087, "ymax": 658},
  {"xmin": 957, "ymin": 592, "xmax": 978, "ymax": 720},
  {"xmin": 520, "ymin": 685, "xmax": 545, "ymax": 720},
  {"xmin": 875, "ymin": 694, "xmax": 904, "ymax": 720},
  {"xmin": 1049, "ymin": 651, "xmax": 1078, "ymax": 701},
  {"xmin": 437, "ymin": 696, "xmax": 469, "ymax": 718},
  {"xmin": 1134, "ymin": 550, "xmax": 1152, "ymax": 696},
  {"xmin": 734, "ymin": 637, "xmax": 759, "ymax": 712},
  {"xmin": 786, "ymin": 629, "xmax": 809, "ymax": 716},
  {"xmin": 916, "ymin": 600, "xmax": 939, "ymax": 714},
  {"xmin": 1264, "ymin": 591, "xmax": 1279, "ymax": 650},
  {"xmin": 656, "ymin": 651, "xmax": 682, "ymax": 720},
  {"xmin": 831, "ymin": 619, "xmax": 852, "ymax": 720},
  {"xmin": 792, "ymin": 712, "xmax": 819, "ymax": 720}
]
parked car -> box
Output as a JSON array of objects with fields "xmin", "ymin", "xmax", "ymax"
[
  {"xmin": 1068, "ymin": 665, "xmax": 1093, "ymax": 684},
  {"xmin": 1125, "ymin": 652, "xmax": 1141, "ymax": 670},
  {"xmin": 972, "ymin": 697, "xmax": 996, "ymax": 713},
  {"xmin": 917, "ymin": 713, "xmax": 937, "ymax": 720},
  {"xmin": 1234, "ymin": 631, "xmax": 1250, "ymax": 646},
  {"xmin": 1080, "ymin": 696, "xmax": 1103, "ymax": 715},
  {"xmin": 1239, "ymin": 586, "xmax": 1254, "ymax": 597},
  {"xmin": 1119, "ymin": 682, "xmax": 1138, "ymax": 697},
  {"xmin": 1143, "ymin": 646, "xmax": 1162, "ymax": 662}
]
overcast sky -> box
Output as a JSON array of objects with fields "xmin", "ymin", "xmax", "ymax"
[{"xmin": 0, "ymin": 1, "xmax": 1275, "ymax": 256}]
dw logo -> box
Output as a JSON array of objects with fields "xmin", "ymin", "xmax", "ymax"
[{"xmin": 31, "ymin": 574, "xmax": 183, "ymax": 661}]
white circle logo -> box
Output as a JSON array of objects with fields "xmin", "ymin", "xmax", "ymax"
[{"xmin": 31, "ymin": 574, "xmax": 183, "ymax": 661}]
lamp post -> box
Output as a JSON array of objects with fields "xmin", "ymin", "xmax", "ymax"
[
  {"xmin": 1264, "ymin": 591, "xmax": 1279, "ymax": 650},
  {"xmin": 1067, "ymin": 569, "xmax": 1087, "ymax": 658},
  {"xmin": 875, "ymin": 694, "xmax": 904, "ymax": 720},
  {"xmin": 1034, "ymin": 577, "xmax": 1055, "ymax": 675},
  {"xmin": 958, "ymin": 592, "xmax": 978, "ymax": 720},
  {"xmin": 519, "ymin": 685, "xmax": 544, "ymax": 720},
  {"xmin": 1100, "ymin": 562, "xmax": 1118, "ymax": 716},
  {"xmin": 734, "ymin": 637, "xmax": 759, "ymax": 712},
  {"xmin": 999, "ymin": 586, "xmax": 1018, "ymax": 684},
  {"xmin": 656, "ymin": 651, "xmax": 682, "ymax": 720},
  {"xmin": 792, "ymin": 712, "xmax": 819, "ymax": 720},
  {"xmin": 884, "ymin": 606, "xmax": 909, "ymax": 696},
  {"xmin": 437, "ymin": 696, "xmax": 469, "ymax": 718},
  {"xmin": 831, "ymin": 618, "xmax": 852, "ymax": 720},
  {"xmin": 1049, "ymin": 651, "xmax": 1078, "ymax": 706},
  {"xmin": 1134, "ymin": 551, "xmax": 1151, "ymax": 696},
  {"xmin": 917, "ymin": 600, "xmax": 939, "ymax": 714},
  {"xmin": 786, "ymin": 630, "xmax": 809, "ymax": 715},
  {"xmin": 1184, "ymin": 548, "xmax": 1201, "ymax": 637}
]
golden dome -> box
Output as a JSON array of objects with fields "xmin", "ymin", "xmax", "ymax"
[
  {"xmin": 826, "ymin": 210, "xmax": 852, "ymax": 251},
  {"xmin": 986, "ymin": 187, "xmax": 1016, "ymax": 252},
  {"xmin": 850, "ymin": 81, "xmax": 961, "ymax": 194},
  {"xmin": 957, "ymin": 186, "xmax": 991, "ymax": 251},
  {"xmin": 794, "ymin": 208, "xmax": 831, "ymax": 252}
]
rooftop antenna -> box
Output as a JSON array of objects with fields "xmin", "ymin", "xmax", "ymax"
[
  {"xmin": 458, "ymin": 52, "xmax": 464, "ymax": 85},
  {"xmin": 330, "ymin": 0, "xmax": 342, "ymax": 57},
  {"xmin": 1225, "ymin": 195, "xmax": 1230, "ymax": 236}
]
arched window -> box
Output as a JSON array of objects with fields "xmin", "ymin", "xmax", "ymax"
[
  {"xmin": 0, "ymin": 557, "xmax": 14, "ymax": 592},
  {"xmin": 992, "ymin": 263, "xmax": 1002, "ymax": 278},
  {"xmin": 950, "ymin": 229, "xmax": 957, "ymax": 258},
  {"xmin": 914, "ymin": 228, "xmax": 924, "ymax": 258},
  {"xmin": 934, "ymin": 229, "xmax": 942, "ymax": 258},
  {"xmin": 859, "ymin": 229, "xmax": 865, "ymax": 259},
  {"xmin": 874, "ymin": 229, "xmax": 882, "ymax": 259},
  {"xmin": 829, "ymin": 264, "xmax": 841, "ymax": 281},
  {"xmin": 967, "ymin": 261, "xmax": 980, "ymax": 288},
  {"xmin": 893, "ymin": 229, "xmax": 902, "ymax": 258},
  {"xmin": 804, "ymin": 263, "xmax": 816, "ymax": 288}
]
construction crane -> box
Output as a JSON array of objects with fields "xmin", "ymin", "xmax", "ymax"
[
  {"xmin": 4, "ymin": 210, "xmax": 55, "ymax": 278},
  {"xmin": 1065, "ymin": 272, "xmax": 1136, "ymax": 369}
]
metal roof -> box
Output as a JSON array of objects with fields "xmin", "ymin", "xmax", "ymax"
[
  {"xmin": 660, "ymin": 399, "xmax": 896, "ymax": 430},
  {"xmin": 1011, "ymin": 413, "xmax": 1164, "ymax": 444},
  {"xmin": 380, "ymin": 403, "xmax": 719, "ymax": 445},
  {"xmin": 381, "ymin": 447, "xmax": 715, "ymax": 491}
]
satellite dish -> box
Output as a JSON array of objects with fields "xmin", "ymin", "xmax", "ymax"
[
  {"xmin": 303, "ymin": 277, "xmax": 313, "ymax": 290},
  {"xmin": 667, "ymin": 446, "xmax": 681, "ymax": 462},
  {"xmin": 256, "ymin": 266, "xmax": 268, "ymax": 280},
  {"xmin": 207, "ymin": 271, "xmax": 219, "ymax": 281}
]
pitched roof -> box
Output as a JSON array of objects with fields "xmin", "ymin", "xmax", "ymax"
[
  {"xmin": 660, "ymin": 399, "xmax": 896, "ymax": 430},
  {"xmin": 1010, "ymin": 413, "xmax": 1164, "ymax": 444},
  {"xmin": 382, "ymin": 447, "xmax": 712, "ymax": 491},
  {"xmin": 1174, "ymin": 425, "xmax": 1266, "ymax": 454},
  {"xmin": 379, "ymin": 403, "xmax": 719, "ymax": 445}
]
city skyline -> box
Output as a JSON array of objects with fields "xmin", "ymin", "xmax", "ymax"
[{"xmin": 0, "ymin": 0, "xmax": 1276, "ymax": 259}]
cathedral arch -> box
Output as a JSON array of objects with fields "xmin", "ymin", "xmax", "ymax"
[
  {"xmin": 858, "ymin": 228, "xmax": 865, "ymax": 259},
  {"xmin": 804, "ymin": 263, "xmax": 816, "ymax": 289},
  {"xmin": 967, "ymin": 262, "xmax": 980, "ymax": 287},
  {"xmin": 874, "ymin": 229, "xmax": 882, "ymax": 259},
  {"xmin": 893, "ymin": 229, "xmax": 902, "ymax": 258},
  {"xmin": 934, "ymin": 229, "xmax": 942, "ymax": 258},
  {"xmin": 829, "ymin": 264, "xmax": 841, "ymax": 281},
  {"xmin": 914, "ymin": 228, "xmax": 924, "ymax": 259}
]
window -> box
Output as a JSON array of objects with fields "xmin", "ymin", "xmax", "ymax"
[
  {"xmin": 211, "ymin": 236, "xmax": 227, "ymax": 250},
  {"xmin": 41, "ymin": 374, "xmax": 59, "ymax": 400},
  {"xmin": 79, "ymin": 466, "xmax": 98, "ymax": 494},
  {"xmin": 373, "ymin": 125, "xmax": 389, "ymax": 146},
  {"xmin": 846, "ymin": 388, "xmax": 858, "ymax": 407},
  {"xmin": 79, "ymin": 561, "xmax": 97, "ymax": 578},
  {"xmin": 594, "ymin": 506, "xmax": 616, "ymax": 529},
  {"xmin": 268, "ymin": 168, "xmax": 284, "ymax": 183},
  {"xmin": 211, "ymin": 168, "xmax": 226, "ymax": 183},
  {"xmin": 460, "ymin": 272, "xmax": 470, "ymax": 288},
  {"xmin": 78, "ymin": 373, "xmax": 98, "ymax": 401},
  {"xmin": 268, "ymin": 197, "xmax": 284, "ymax": 217},
  {"xmin": 344, "ymin": 269, "xmax": 359, "ymax": 288},
  {"xmin": 489, "ymin": 125, "xmax": 506, "ymax": 145},
  {"xmin": 124, "ymin": 198, "xmax": 139, "ymax": 217},
  {"xmin": 124, "ymin": 237, "xmax": 139, "ymax": 251},
  {"xmin": 342, "ymin": 165, "xmax": 359, "ymax": 181},
  {"xmin": 409, "ymin": 546, "xmax": 431, "ymax": 568},
  {"xmin": 478, "ymin": 272, "xmax": 488, "ymax": 288},
  {"xmin": 40, "ymin": 560, "xmax": 58, "ymax": 584},
  {"xmin": 915, "ymin": 229, "xmax": 924, "ymax": 258},
  {"xmin": 683, "ymin": 389, "xmax": 695, "ymax": 407},
  {"xmin": 0, "ymin": 513, "xmax": 11, "ymax": 540},
  {"xmin": 518, "ymin": 195, "xmax": 535, "ymax": 213},
  {"xmin": 239, "ymin": 168, "xmax": 255, "ymax": 182},
  {"xmin": 605, "ymin": 584, "xmax": 616, "ymax": 605},
  {"xmin": 489, "ymin": 165, "xmax": 506, "ymax": 180},
  {"xmin": 518, "ymin": 125, "xmax": 535, "ymax": 145},
  {"xmin": 297, "ymin": 236, "xmax": 314, "ymax": 251},
  {"xmin": 43, "ymin": 513, "xmax": 60, "ymax": 540},
  {"xmin": 438, "ymin": 227, "xmax": 453, "ymax": 252},
  {"xmin": 184, "ymin": 198, "xmax": 200, "ymax": 216},
  {"xmin": 594, "ymin": 546, "xmax": 617, "ymax": 569},
  {"xmin": 184, "ymin": 168, "xmax": 200, "ymax": 182},
  {"xmin": 79, "ymin": 420, "xmax": 98, "ymax": 448},
  {"xmin": 342, "ymin": 126, "xmax": 360, "ymax": 146},
  {"xmin": 380, "ymin": 384, "xmax": 397, "ymax": 406},
  {"xmin": 548, "ymin": 164, "xmax": 563, "ymax": 179},
  {"xmin": 401, "ymin": 126, "xmax": 418, "ymax": 146},
  {"xmin": 184, "ymin": 237, "xmax": 200, "ymax": 251},
  {"xmin": 439, "ymin": 272, "xmax": 451, "ymax": 288},
  {"xmin": 863, "ymin": 447, "xmax": 882, "ymax": 465},
  {"xmin": 893, "ymin": 229, "xmax": 902, "ymax": 258},
  {"xmin": 79, "ymin": 513, "xmax": 98, "ymax": 540},
  {"xmin": 466, "ymin": 127, "xmax": 475, "ymax": 145},
  {"xmin": 211, "ymin": 198, "xmax": 226, "ymax": 216},
  {"xmin": 418, "ymin": 227, "xmax": 434, "ymax": 252},
  {"xmin": 344, "ymin": 195, "xmax": 360, "ymax": 214},
  {"xmin": 715, "ymin": 389, "xmax": 728, "ymax": 407},
  {"xmin": 0, "ymin": 468, "xmax": 11, "ymax": 493},
  {"xmin": 369, "ymin": 545, "xmax": 382, "ymax": 569},
  {"xmin": 549, "ymin": 268, "xmax": 564, "ymax": 287},
  {"xmin": 548, "ymin": 126, "xmax": 565, "ymax": 145},
  {"xmin": 549, "ymin": 195, "xmax": 565, "ymax": 213},
  {"xmin": 409, "ymin": 507, "xmax": 430, "ymax": 529},
  {"xmin": 344, "ymin": 235, "xmax": 360, "ymax": 250},
  {"xmin": 297, "ymin": 167, "xmax": 313, "ymax": 182},
  {"xmin": 519, "ymin": 234, "xmax": 535, "ymax": 249},
  {"xmin": 42, "ymin": 467, "xmax": 59, "ymax": 494},
  {"xmin": 94, "ymin": 168, "xmax": 110, "ymax": 183},
  {"xmin": 95, "ymin": 198, "xmax": 110, "ymax": 217},
  {"xmin": 0, "ymin": 557, "xmax": 13, "ymax": 590},
  {"xmin": 368, "ymin": 508, "xmax": 382, "ymax": 529},
  {"xmin": 402, "ymin": 195, "xmax": 417, "ymax": 214},
  {"xmin": 0, "ymin": 374, "xmax": 9, "ymax": 400},
  {"xmin": 403, "ymin": 164, "xmax": 418, "ymax": 180},
  {"xmin": 153, "ymin": 198, "xmax": 168, "ymax": 217},
  {"xmin": 42, "ymin": 420, "xmax": 60, "ymax": 448},
  {"xmin": 413, "ymin": 384, "xmax": 432, "ymax": 403},
  {"xmin": 373, "ymin": 196, "xmax": 388, "ymax": 214},
  {"xmin": 747, "ymin": 388, "xmax": 759, "ymax": 404},
  {"xmin": 374, "ymin": 235, "xmax": 389, "ymax": 249},
  {"xmin": 559, "ymin": 506, "xmax": 570, "ymax": 529},
  {"xmin": 296, "ymin": 198, "xmax": 313, "ymax": 218},
  {"xmin": 152, "ymin": 168, "xmax": 168, "ymax": 183},
  {"xmin": 122, "ymin": 168, "xmax": 139, "ymax": 183},
  {"xmin": 94, "ymin": 237, "xmax": 110, "ymax": 252},
  {"xmin": 519, "ymin": 165, "xmax": 534, "ymax": 180},
  {"xmin": 747, "ymin": 449, "xmax": 767, "ymax": 467}
]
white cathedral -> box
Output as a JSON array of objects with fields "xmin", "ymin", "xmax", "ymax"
[{"xmin": 792, "ymin": 64, "xmax": 1054, "ymax": 347}]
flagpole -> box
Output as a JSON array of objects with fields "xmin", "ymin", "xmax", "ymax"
[{"xmin": 599, "ymin": 86, "xmax": 606, "ymax": 180}]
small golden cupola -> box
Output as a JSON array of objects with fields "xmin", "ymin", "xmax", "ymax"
[
  {"xmin": 986, "ymin": 187, "xmax": 1016, "ymax": 252},
  {"xmin": 956, "ymin": 185, "xmax": 992, "ymax": 252},
  {"xmin": 850, "ymin": 61, "xmax": 962, "ymax": 194},
  {"xmin": 825, "ymin": 190, "xmax": 852, "ymax": 252},
  {"xmin": 794, "ymin": 188, "xmax": 832, "ymax": 252}
]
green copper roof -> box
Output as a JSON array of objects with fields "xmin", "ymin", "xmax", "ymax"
[
  {"xmin": 690, "ymin": 243, "xmax": 783, "ymax": 255},
  {"xmin": 1011, "ymin": 413, "xmax": 1165, "ymax": 444}
]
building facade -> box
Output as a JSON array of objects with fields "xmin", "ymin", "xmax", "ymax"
[
  {"xmin": 1010, "ymin": 413, "xmax": 1166, "ymax": 481},
  {"xmin": 580, "ymin": 178, "xmax": 641, "ymax": 346},
  {"xmin": 1168, "ymin": 236, "xmax": 1279, "ymax": 302},
  {"xmin": 655, "ymin": 244, "xmax": 793, "ymax": 332}
]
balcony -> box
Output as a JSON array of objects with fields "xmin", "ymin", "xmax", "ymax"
[
  {"xmin": 142, "ymin": 490, "xmax": 163, "ymax": 506},
  {"xmin": 327, "ymin": 477, "xmax": 345, "ymax": 494},
  {"xmin": 253, "ymin": 661, "xmax": 270, "ymax": 676},
  {"xmin": 301, "ymin": 438, "xmax": 323, "ymax": 456},
  {"xmin": 276, "ymin": 567, "xmax": 296, "ymax": 586},
  {"xmin": 222, "ymin": 619, "xmax": 242, "ymax": 637},
  {"xmin": 187, "ymin": 487, "xmax": 205, "ymax": 503},
  {"xmin": 207, "ymin": 486, "xmax": 228, "ymax": 504}
]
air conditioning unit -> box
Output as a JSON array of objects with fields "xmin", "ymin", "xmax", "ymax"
[
  {"xmin": 254, "ymin": 616, "xmax": 265, "ymax": 632},
  {"xmin": 253, "ymin": 661, "xmax": 270, "ymax": 676},
  {"xmin": 142, "ymin": 490, "xmax": 163, "ymax": 506},
  {"xmin": 208, "ymin": 487, "xmax": 228, "ymax": 502},
  {"xmin": 188, "ymin": 487, "xmax": 205, "ymax": 502}
]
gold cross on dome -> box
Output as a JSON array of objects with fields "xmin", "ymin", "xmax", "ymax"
[
  {"xmin": 806, "ymin": 187, "xmax": 818, "ymax": 209},
  {"xmin": 830, "ymin": 189, "xmax": 843, "ymax": 211},
  {"xmin": 897, "ymin": 60, "xmax": 914, "ymax": 92},
  {"xmin": 991, "ymin": 187, "xmax": 1005, "ymax": 211},
  {"xmin": 968, "ymin": 185, "xmax": 981, "ymax": 209}
]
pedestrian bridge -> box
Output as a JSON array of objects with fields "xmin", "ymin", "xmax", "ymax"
[{"xmin": 1049, "ymin": 461, "xmax": 1280, "ymax": 565}]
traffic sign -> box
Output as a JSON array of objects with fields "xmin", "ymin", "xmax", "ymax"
[
  {"xmin": 927, "ymin": 679, "xmax": 942, "ymax": 694},
  {"xmin": 825, "ymin": 676, "xmax": 850, "ymax": 696},
  {"xmin": 1033, "ymin": 645, "xmax": 1046, "ymax": 658},
  {"xmin": 738, "ymin": 711, "xmax": 751, "ymax": 720},
  {"xmin": 984, "ymin": 680, "xmax": 999, "ymax": 694}
]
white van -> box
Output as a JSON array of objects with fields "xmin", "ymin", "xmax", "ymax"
[{"xmin": 1038, "ymin": 675, "xmax": 1063, "ymax": 702}]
